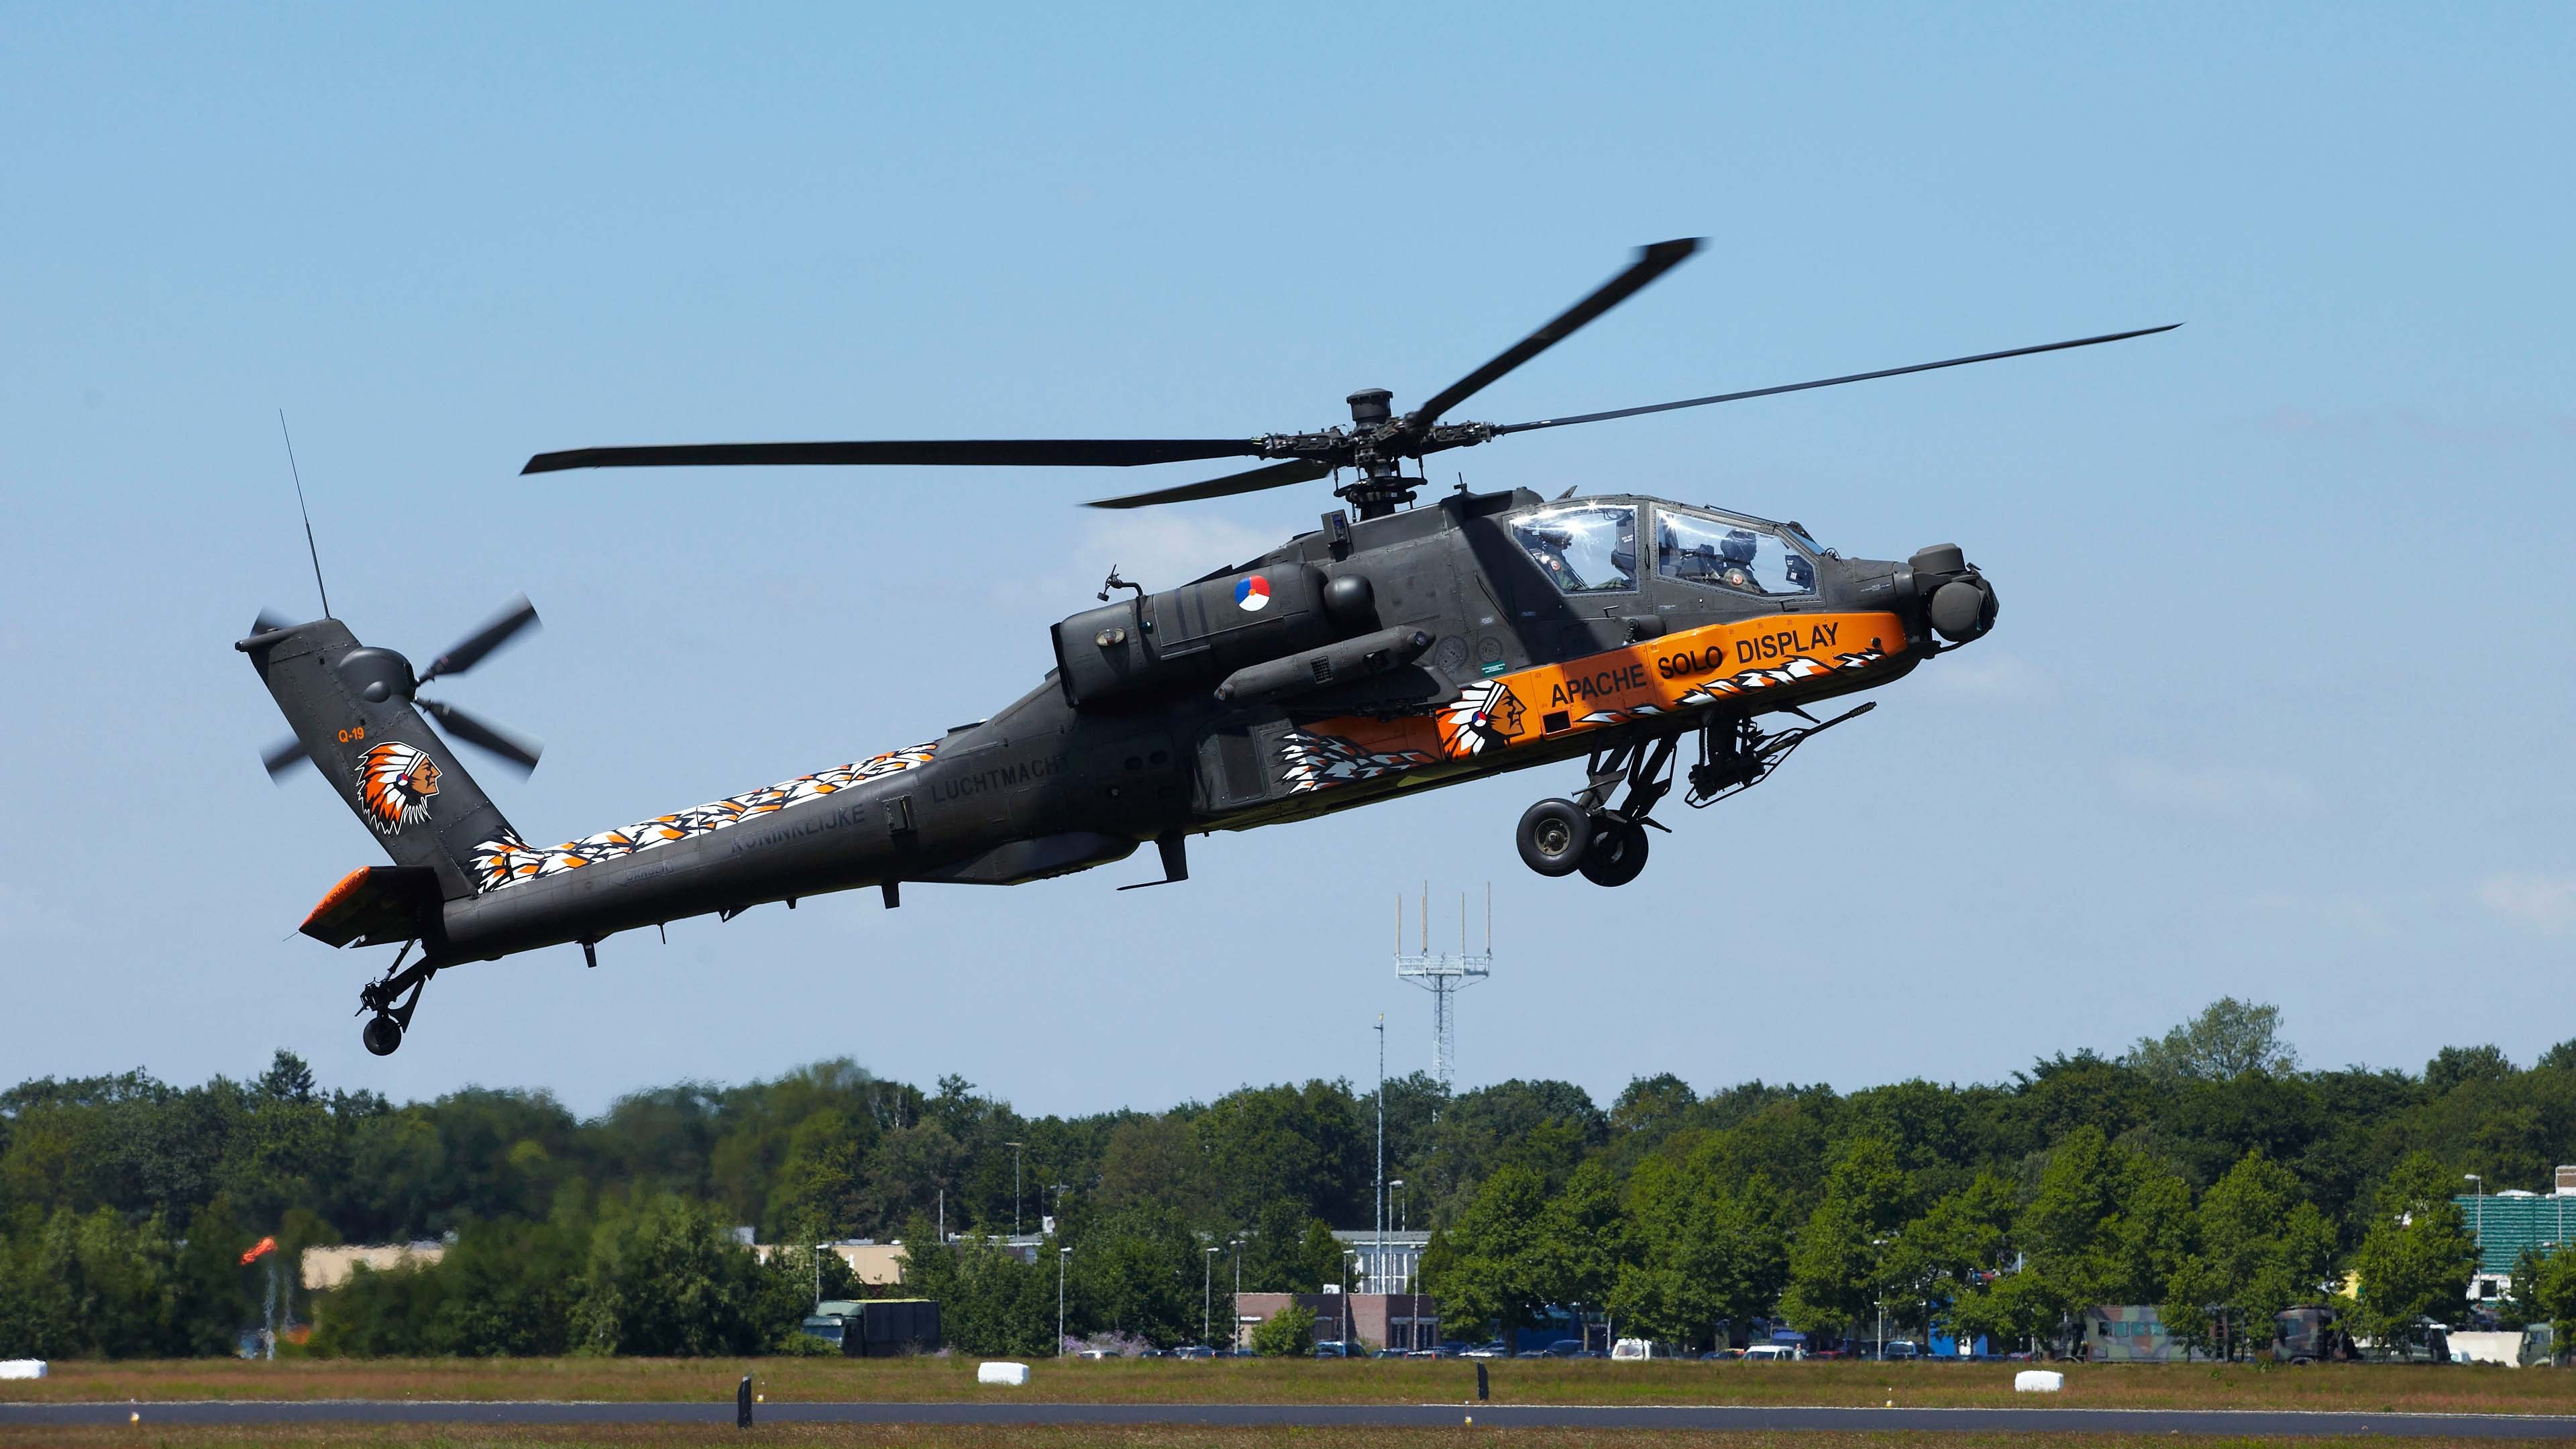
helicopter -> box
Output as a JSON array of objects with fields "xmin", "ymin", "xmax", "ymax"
[{"xmin": 239, "ymin": 237, "xmax": 2172, "ymax": 1055}]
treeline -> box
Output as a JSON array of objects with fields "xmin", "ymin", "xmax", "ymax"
[{"xmin": 7, "ymin": 1000, "xmax": 2576, "ymax": 1356}]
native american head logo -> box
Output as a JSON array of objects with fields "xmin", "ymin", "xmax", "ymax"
[
  {"xmin": 357, "ymin": 741, "xmax": 440, "ymax": 835},
  {"xmin": 1439, "ymin": 678, "xmax": 1528, "ymax": 755}
]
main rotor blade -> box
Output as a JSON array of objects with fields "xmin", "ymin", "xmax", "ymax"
[
  {"xmin": 1400, "ymin": 238, "xmax": 1703, "ymax": 436},
  {"xmin": 522, "ymin": 439, "xmax": 1269, "ymax": 475},
  {"xmin": 1085, "ymin": 458, "xmax": 1334, "ymax": 511},
  {"xmin": 419, "ymin": 698, "xmax": 543, "ymax": 775},
  {"xmin": 421, "ymin": 595, "xmax": 539, "ymax": 684},
  {"xmin": 262, "ymin": 736, "xmax": 313, "ymax": 780},
  {"xmin": 254, "ymin": 609, "xmax": 294, "ymax": 634},
  {"xmin": 1494, "ymin": 323, "xmax": 2182, "ymax": 437}
]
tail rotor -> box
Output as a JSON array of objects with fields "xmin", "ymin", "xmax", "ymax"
[{"xmin": 255, "ymin": 594, "xmax": 547, "ymax": 780}]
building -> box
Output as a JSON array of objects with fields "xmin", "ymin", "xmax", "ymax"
[
  {"xmin": 300, "ymin": 1242, "xmax": 446, "ymax": 1291},
  {"xmin": 1234, "ymin": 1290, "xmax": 1441, "ymax": 1352},
  {"xmin": 2455, "ymin": 1170, "xmax": 2576, "ymax": 1301},
  {"xmin": 749, "ymin": 1239, "xmax": 909, "ymax": 1286},
  {"xmin": 1332, "ymin": 1229, "xmax": 1430, "ymax": 1295}
]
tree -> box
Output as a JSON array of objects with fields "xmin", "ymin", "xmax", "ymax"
[
  {"xmin": 2003, "ymin": 1128, "xmax": 2190, "ymax": 1347},
  {"xmin": 570, "ymin": 1193, "xmax": 769, "ymax": 1355},
  {"xmin": 1250, "ymin": 1302, "xmax": 1316, "ymax": 1356},
  {"xmin": 2160, "ymin": 1152, "xmax": 2337, "ymax": 1360},
  {"xmin": 1611, "ymin": 1075, "xmax": 1698, "ymax": 1139},
  {"xmin": 2425, "ymin": 1045, "xmax": 2515, "ymax": 1097},
  {"xmin": 1195, "ymin": 1082, "xmax": 1368, "ymax": 1227},
  {"xmin": 1527, "ymin": 1161, "xmax": 1626, "ymax": 1328},
  {"xmin": 2530, "ymin": 1244, "xmax": 2576, "ymax": 1362},
  {"xmin": 899, "ymin": 1229, "xmax": 1053, "ymax": 1356},
  {"xmin": 1232, "ymin": 1201, "xmax": 1339, "ymax": 1294},
  {"xmin": 1882, "ymin": 1173, "xmax": 2019, "ymax": 1348},
  {"xmin": 2345, "ymin": 1152, "xmax": 2476, "ymax": 1356},
  {"xmin": 1613, "ymin": 1155, "xmax": 1789, "ymax": 1350},
  {"xmin": 2129, "ymin": 998, "xmax": 2300, "ymax": 1081},
  {"xmin": 1424, "ymin": 1163, "xmax": 1548, "ymax": 1337},
  {"xmin": 1779, "ymin": 1137, "xmax": 1914, "ymax": 1336}
]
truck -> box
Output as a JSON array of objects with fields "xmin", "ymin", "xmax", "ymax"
[{"xmin": 798, "ymin": 1298, "xmax": 942, "ymax": 1357}]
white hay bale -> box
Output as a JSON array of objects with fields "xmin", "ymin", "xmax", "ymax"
[
  {"xmin": 977, "ymin": 1361, "xmax": 1030, "ymax": 1387},
  {"xmin": 2014, "ymin": 1369, "xmax": 2063, "ymax": 1393},
  {"xmin": 0, "ymin": 1360, "xmax": 46, "ymax": 1380}
]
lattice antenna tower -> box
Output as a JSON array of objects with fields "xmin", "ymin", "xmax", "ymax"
[{"xmin": 1395, "ymin": 881, "xmax": 1493, "ymax": 1093}]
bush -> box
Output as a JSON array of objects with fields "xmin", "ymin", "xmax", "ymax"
[{"xmin": 1250, "ymin": 1303, "xmax": 1316, "ymax": 1356}]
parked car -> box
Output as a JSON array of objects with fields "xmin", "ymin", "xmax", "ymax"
[
  {"xmin": 1461, "ymin": 1342, "xmax": 1509, "ymax": 1358},
  {"xmin": 1699, "ymin": 1348, "xmax": 1741, "ymax": 1360},
  {"xmin": 1741, "ymin": 1344, "xmax": 1801, "ymax": 1362},
  {"xmin": 1312, "ymin": 1340, "xmax": 1354, "ymax": 1358},
  {"xmin": 1075, "ymin": 1348, "xmax": 1121, "ymax": 1360},
  {"xmin": 1882, "ymin": 1340, "xmax": 1923, "ymax": 1361},
  {"xmin": 1171, "ymin": 1345, "xmax": 1215, "ymax": 1360}
]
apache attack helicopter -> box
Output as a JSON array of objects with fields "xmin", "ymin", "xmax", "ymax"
[{"xmin": 241, "ymin": 238, "xmax": 2171, "ymax": 1055}]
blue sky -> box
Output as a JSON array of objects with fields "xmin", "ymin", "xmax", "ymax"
[{"xmin": 4, "ymin": 4, "xmax": 2570, "ymax": 1116}]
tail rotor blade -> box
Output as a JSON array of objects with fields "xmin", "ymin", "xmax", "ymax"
[
  {"xmin": 262, "ymin": 736, "xmax": 313, "ymax": 780},
  {"xmin": 419, "ymin": 698, "xmax": 543, "ymax": 775},
  {"xmin": 421, "ymin": 595, "xmax": 539, "ymax": 684}
]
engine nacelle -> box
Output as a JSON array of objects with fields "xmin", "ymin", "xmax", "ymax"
[{"xmin": 1052, "ymin": 565, "xmax": 1340, "ymax": 708}]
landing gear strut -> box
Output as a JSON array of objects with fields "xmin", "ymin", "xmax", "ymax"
[
  {"xmin": 358, "ymin": 943, "xmax": 437, "ymax": 1056},
  {"xmin": 1511, "ymin": 702, "xmax": 1878, "ymax": 885}
]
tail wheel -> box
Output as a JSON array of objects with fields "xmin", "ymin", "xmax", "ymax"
[
  {"xmin": 362, "ymin": 1014, "xmax": 405, "ymax": 1057},
  {"xmin": 1515, "ymin": 798, "xmax": 1593, "ymax": 877},
  {"xmin": 1578, "ymin": 820, "xmax": 1650, "ymax": 887}
]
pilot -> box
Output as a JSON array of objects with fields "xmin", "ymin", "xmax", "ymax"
[
  {"xmin": 1522, "ymin": 527, "xmax": 1584, "ymax": 590},
  {"xmin": 1717, "ymin": 529, "xmax": 1762, "ymax": 592}
]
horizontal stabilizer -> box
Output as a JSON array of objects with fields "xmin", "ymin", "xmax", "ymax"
[{"xmin": 301, "ymin": 865, "xmax": 443, "ymax": 948}]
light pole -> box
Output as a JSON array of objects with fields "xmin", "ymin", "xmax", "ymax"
[
  {"xmin": 2467, "ymin": 1173, "xmax": 2485, "ymax": 1302},
  {"xmin": 1058, "ymin": 1245, "xmax": 1071, "ymax": 1356},
  {"xmin": 1006, "ymin": 1142, "xmax": 1025, "ymax": 1238},
  {"xmin": 1231, "ymin": 1236, "xmax": 1244, "ymax": 1350},
  {"xmin": 812, "ymin": 1242, "xmax": 829, "ymax": 1313},
  {"xmin": 1391, "ymin": 1180, "xmax": 1408, "ymax": 1236},
  {"xmin": 1205, "ymin": 1246, "xmax": 1221, "ymax": 1348},
  {"xmin": 1375, "ymin": 1014, "xmax": 1386, "ymax": 1307},
  {"xmin": 1343, "ymin": 1249, "xmax": 1356, "ymax": 1350}
]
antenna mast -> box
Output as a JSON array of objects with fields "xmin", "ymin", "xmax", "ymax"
[
  {"xmin": 277, "ymin": 410, "xmax": 331, "ymax": 619},
  {"xmin": 1395, "ymin": 884, "xmax": 1494, "ymax": 1093}
]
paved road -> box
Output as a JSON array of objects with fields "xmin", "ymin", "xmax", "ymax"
[{"xmin": 11, "ymin": 1401, "xmax": 2576, "ymax": 1436}]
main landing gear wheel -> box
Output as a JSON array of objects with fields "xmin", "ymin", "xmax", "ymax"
[
  {"xmin": 1516, "ymin": 798, "xmax": 1593, "ymax": 877},
  {"xmin": 1578, "ymin": 818, "xmax": 1650, "ymax": 887},
  {"xmin": 362, "ymin": 1014, "xmax": 405, "ymax": 1057}
]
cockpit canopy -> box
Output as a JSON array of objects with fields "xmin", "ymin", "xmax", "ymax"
[{"xmin": 1507, "ymin": 500, "xmax": 1817, "ymax": 598}]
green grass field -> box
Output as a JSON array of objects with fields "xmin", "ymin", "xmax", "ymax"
[
  {"xmin": 0, "ymin": 1429, "xmax": 2560, "ymax": 1449},
  {"xmin": 7, "ymin": 1356, "xmax": 2576, "ymax": 1416},
  {"xmin": 10, "ymin": 1423, "xmax": 2565, "ymax": 1444}
]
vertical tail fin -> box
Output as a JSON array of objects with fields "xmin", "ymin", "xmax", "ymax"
[{"xmin": 239, "ymin": 617, "xmax": 515, "ymax": 902}]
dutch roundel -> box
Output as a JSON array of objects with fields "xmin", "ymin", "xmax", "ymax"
[{"xmin": 1234, "ymin": 575, "xmax": 1272, "ymax": 612}]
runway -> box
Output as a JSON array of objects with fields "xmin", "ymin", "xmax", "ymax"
[{"xmin": 11, "ymin": 1401, "xmax": 2576, "ymax": 1437}]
